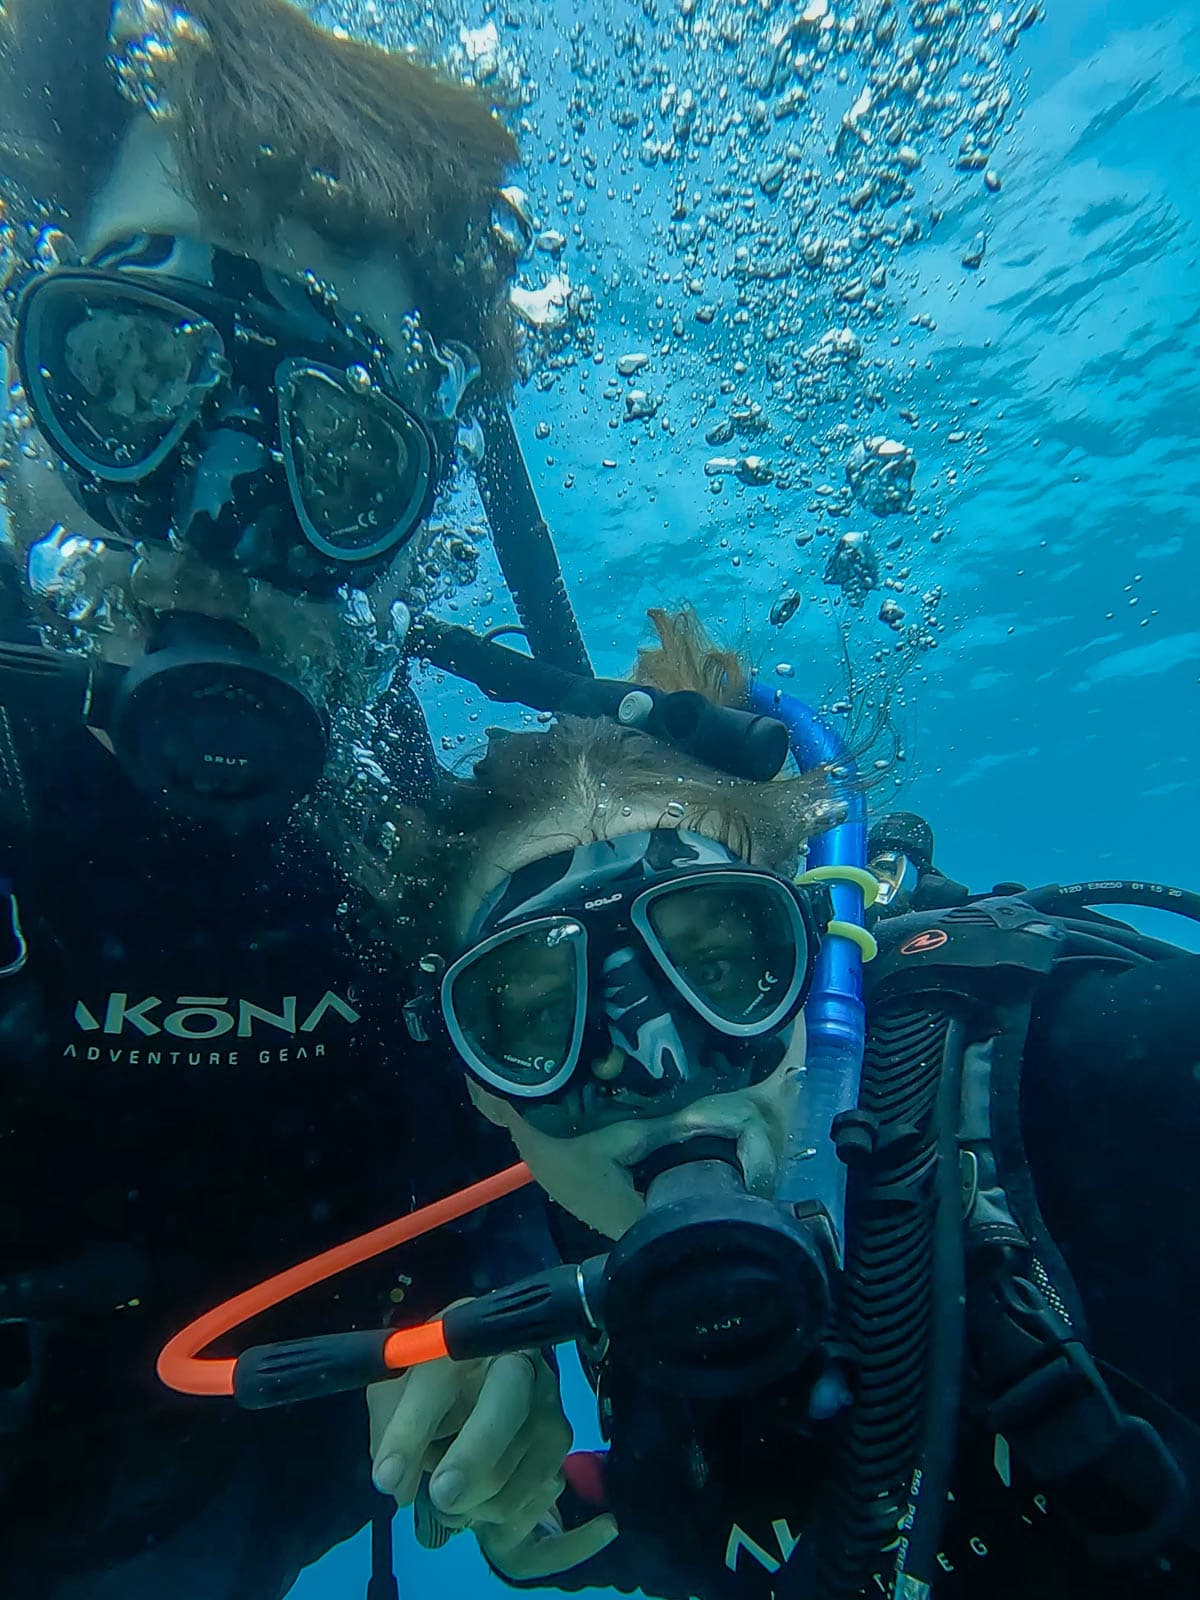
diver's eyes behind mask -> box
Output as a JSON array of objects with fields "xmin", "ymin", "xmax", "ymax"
[
  {"xmin": 15, "ymin": 270, "xmax": 440, "ymax": 587},
  {"xmin": 20, "ymin": 277, "xmax": 227, "ymax": 480},
  {"xmin": 441, "ymin": 870, "xmax": 816, "ymax": 1102}
]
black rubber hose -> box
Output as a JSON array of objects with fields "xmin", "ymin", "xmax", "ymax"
[
  {"xmin": 472, "ymin": 399, "xmax": 593, "ymax": 678},
  {"xmin": 1024, "ymin": 880, "xmax": 1200, "ymax": 924},
  {"xmin": 412, "ymin": 622, "xmax": 790, "ymax": 781},
  {"xmin": 896, "ymin": 1015, "xmax": 967, "ymax": 1591},
  {"xmin": 412, "ymin": 620, "xmax": 624, "ymax": 717},
  {"xmin": 366, "ymin": 1503, "xmax": 399, "ymax": 1600}
]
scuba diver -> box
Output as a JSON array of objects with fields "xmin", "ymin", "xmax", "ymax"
[
  {"xmin": 0, "ymin": 1, "xmax": 563, "ymax": 1596},
  {"xmin": 316, "ymin": 607, "xmax": 1198, "ymax": 1600},
  {"xmin": 5, "ymin": 14, "xmax": 1192, "ymax": 1600},
  {"xmin": 164, "ymin": 607, "xmax": 1199, "ymax": 1596}
]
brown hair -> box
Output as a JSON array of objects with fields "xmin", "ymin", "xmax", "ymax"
[
  {"xmin": 339, "ymin": 608, "xmax": 852, "ymax": 957},
  {"xmin": 0, "ymin": 0, "xmax": 521, "ymax": 384}
]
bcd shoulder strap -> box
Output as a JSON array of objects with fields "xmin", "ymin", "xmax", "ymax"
[{"xmin": 867, "ymin": 897, "xmax": 1195, "ymax": 1569}]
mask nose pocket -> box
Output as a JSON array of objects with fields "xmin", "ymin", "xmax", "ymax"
[{"xmin": 599, "ymin": 947, "xmax": 690, "ymax": 1092}]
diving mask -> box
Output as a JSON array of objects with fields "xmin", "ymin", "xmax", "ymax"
[
  {"xmin": 12, "ymin": 235, "xmax": 466, "ymax": 596},
  {"xmin": 418, "ymin": 831, "xmax": 831, "ymax": 1138},
  {"xmin": 868, "ymin": 846, "xmax": 920, "ymax": 909}
]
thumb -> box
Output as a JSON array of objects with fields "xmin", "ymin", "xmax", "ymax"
[{"xmin": 483, "ymin": 1513, "xmax": 620, "ymax": 1582}]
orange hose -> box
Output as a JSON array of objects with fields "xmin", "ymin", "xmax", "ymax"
[{"xmin": 158, "ymin": 1162, "xmax": 534, "ymax": 1397}]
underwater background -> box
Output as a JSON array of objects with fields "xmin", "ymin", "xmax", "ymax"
[{"xmin": 280, "ymin": 0, "xmax": 1200, "ymax": 1591}]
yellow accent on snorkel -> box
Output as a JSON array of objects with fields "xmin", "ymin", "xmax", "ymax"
[
  {"xmin": 826, "ymin": 920, "xmax": 878, "ymax": 961},
  {"xmin": 795, "ymin": 864, "xmax": 881, "ymax": 907},
  {"xmin": 794, "ymin": 864, "xmax": 880, "ymax": 962}
]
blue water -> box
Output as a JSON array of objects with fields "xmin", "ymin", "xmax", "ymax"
[{"xmin": 293, "ymin": 0, "xmax": 1200, "ymax": 1592}]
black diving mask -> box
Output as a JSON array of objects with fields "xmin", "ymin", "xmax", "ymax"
[
  {"xmin": 13, "ymin": 235, "xmax": 465, "ymax": 595},
  {"xmin": 419, "ymin": 831, "xmax": 830, "ymax": 1138}
]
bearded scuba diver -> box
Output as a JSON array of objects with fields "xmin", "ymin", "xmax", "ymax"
[
  {"xmin": 0, "ymin": 3, "xmax": 591, "ymax": 1596},
  {"xmin": 0, "ymin": 232, "xmax": 481, "ymax": 825}
]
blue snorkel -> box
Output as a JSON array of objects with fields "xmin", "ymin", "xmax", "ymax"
[{"xmin": 748, "ymin": 679, "xmax": 871, "ymax": 1254}]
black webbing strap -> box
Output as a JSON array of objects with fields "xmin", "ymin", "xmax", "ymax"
[{"xmin": 967, "ymin": 1245, "xmax": 1190, "ymax": 1566}]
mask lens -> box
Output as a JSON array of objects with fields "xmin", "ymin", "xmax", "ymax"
[
  {"xmin": 19, "ymin": 278, "xmax": 226, "ymax": 481},
  {"xmin": 446, "ymin": 921, "xmax": 584, "ymax": 1094},
  {"xmin": 279, "ymin": 364, "xmax": 434, "ymax": 564},
  {"xmin": 643, "ymin": 879, "xmax": 803, "ymax": 1031},
  {"xmin": 869, "ymin": 850, "xmax": 912, "ymax": 906}
]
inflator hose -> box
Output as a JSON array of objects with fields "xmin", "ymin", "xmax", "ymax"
[
  {"xmin": 471, "ymin": 399, "xmax": 593, "ymax": 677},
  {"xmin": 157, "ymin": 1163, "xmax": 533, "ymax": 1396}
]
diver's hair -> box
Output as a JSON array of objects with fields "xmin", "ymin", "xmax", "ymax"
[
  {"xmin": 0, "ymin": 0, "xmax": 520, "ymax": 386},
  {"xmin": 343, "ymin": 607, "xmax": 854, "ymax": 959}
]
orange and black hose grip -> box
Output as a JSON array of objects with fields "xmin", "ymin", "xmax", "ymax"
[{"xmin": 231, "ymin": 1259, "xmax": 607, "ymax": 1410}]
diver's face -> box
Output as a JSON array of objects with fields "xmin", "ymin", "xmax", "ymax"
[
  {"xmin": 458, "ymin": 803, "xmax": 809, "ymax": 1241},
  {"xmin": 1, "ymin": 131, "xmax": 445, "ymax": 707}
]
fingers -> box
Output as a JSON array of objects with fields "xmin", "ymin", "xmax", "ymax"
[
  {"xmin": 429, "ymin": 1354, "xmax": 557, "ymax": 1516},
  {"xmin": 369, "ymin": 1362, "xmax": 470, "ymax": 1507},
  {"xmin": 481, "ymin": 1512, "xmax": 621, "ymax": 1582},
  {"xmin": 438, "ymin": 1435, "xmax": 566, "ymax": 1533}
]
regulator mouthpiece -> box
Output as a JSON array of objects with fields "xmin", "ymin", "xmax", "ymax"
[
  {"xmin": 0, "ymin": 613, "xmax": 328, "ymax": 828},
  {"xmin": 602, "ymin": 1137, "xmax": 833, "ymax": 1396}
]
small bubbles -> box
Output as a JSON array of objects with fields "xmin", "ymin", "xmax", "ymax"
[
  {"xmin": 665, "ymin": 800, "xmax": 687, "ymax": 819},
  {"xmin": 775, "ymin": 661, "xmax": 795, "ymax": 677}
]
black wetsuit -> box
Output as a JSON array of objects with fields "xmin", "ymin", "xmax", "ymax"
[
  {"xmin": 537, "ymin": 951, "xmax": 1200, "ymax": 1600},
  {"xmin": 0, "ymin": 706, "xmax": 546, "ymax": 1600}
]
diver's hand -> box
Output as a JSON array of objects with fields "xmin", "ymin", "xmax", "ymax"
[{"xmin": 369, "ymin": 1348, "xmax": 618, "ymax": 1578}]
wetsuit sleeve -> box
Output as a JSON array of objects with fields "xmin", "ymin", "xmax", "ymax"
[
  {"xmin": 1023, "ymin": 954, "xmax": 1200, "ymax": 1415},
  {"xmin": 0, "ymin": 0, "xmax": 133, "ymax": 215}
]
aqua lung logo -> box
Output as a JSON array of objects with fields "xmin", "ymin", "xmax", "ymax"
[{"xmin": 65, "ymin": 991, "xmax": 361, "ymax": 1066}]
